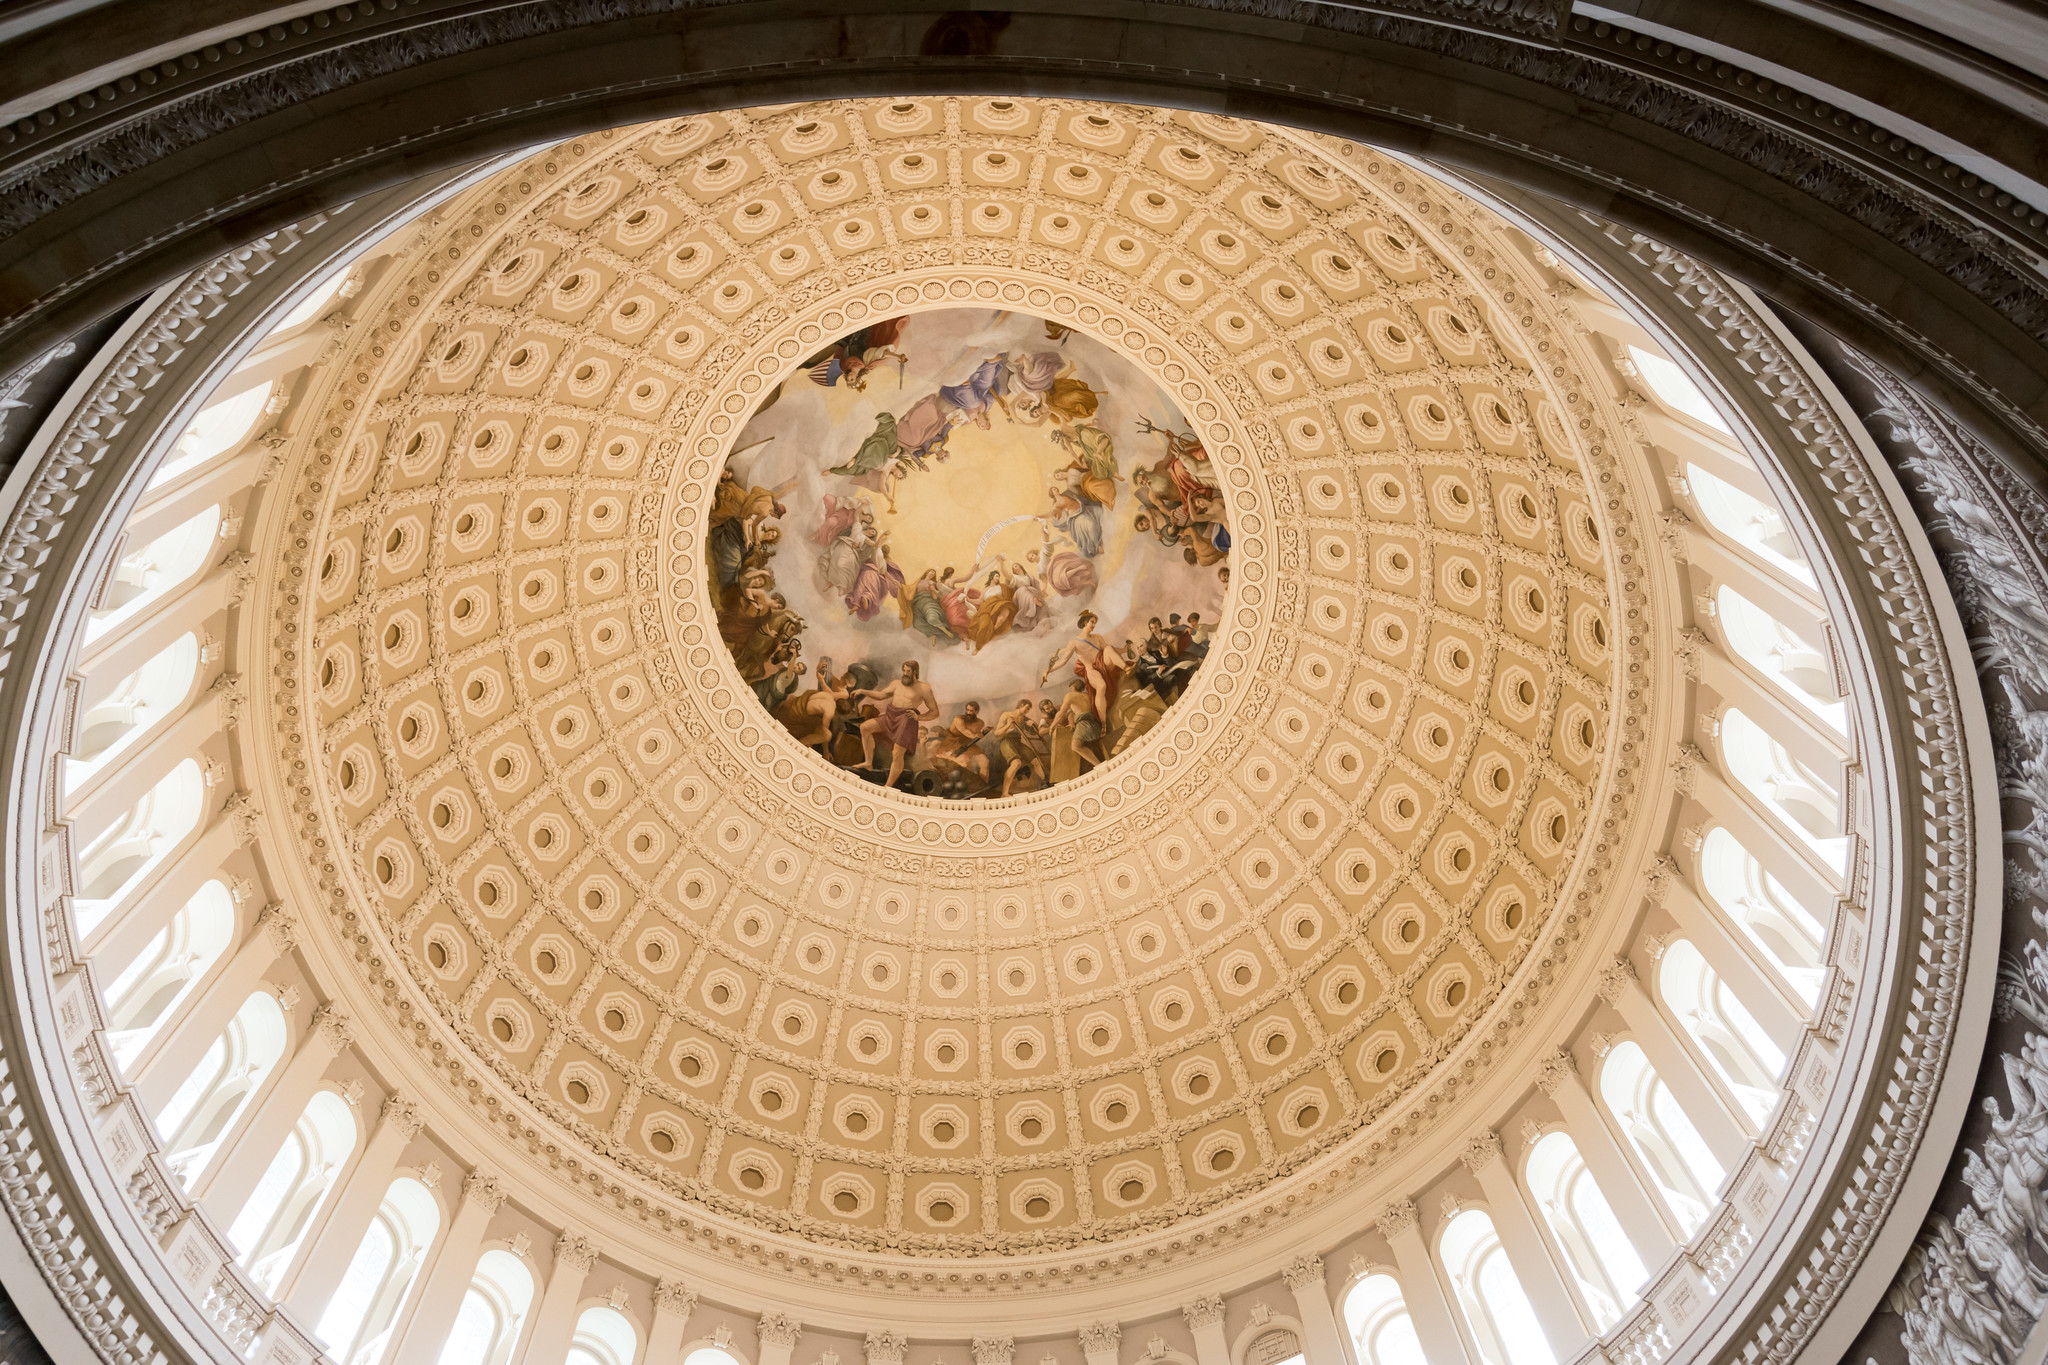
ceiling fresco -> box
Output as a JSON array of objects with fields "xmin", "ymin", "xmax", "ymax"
[{"xmin": 711, "ymin": 307, "xmax": 1231, "ymax": 797}]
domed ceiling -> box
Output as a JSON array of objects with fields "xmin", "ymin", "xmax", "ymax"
[{"xmin": 274, "ymin": 98, "xmax": 1644, "ymax": 1265}]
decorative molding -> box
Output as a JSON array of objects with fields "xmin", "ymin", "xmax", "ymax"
[
  {"xmin": 972, "ymin": 1337, "xmax": 1016, "ymax": 1365},
  {"xmin": 1595, "ymin": 956, "xmax": 1638, "ymax": 1004},
  {"xmin": 1181, "ymin": 1296, "xmax": 1225, "ymax": 1330},
  {"xmin": 759, "ymin": 1313, "xmax": 802, "ymax": 1348},
  {"xmin": 655, "ymin": 1279, "xmax": 698, "ymax": 1317},
  {"xmin": 1458, "ymin": 1131, "xmax": 1504, "ymax": 1174},
  {"xmin": 1078, "ymin": 1323, "xmax": 1122, "ymax": 1358},
  {"xmin": 381, "ymin": 1094, "xmax": 424, "ymax": 1139},
  {"xmin": 1280, "ymin": 1254, "xmax": 1324, "ymax": 1291},
  {"xmin": 1375, "ymin": 1199, "xmax": 1418, "ymax": 1238},
  {"xmin": 555, "ymin": 1232, "xmax": 596, "ymax": 1272},
  {"xmin": 865, "ymin": 1330, "xmax": 908, "ymax": 1365},
  {"xmin": 462, "ymin": 1170, "xmax": 506, "ymax": 1212}
]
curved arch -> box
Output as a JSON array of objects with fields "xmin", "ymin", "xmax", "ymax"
[
  {"xmin": 1696, "ymin": 825, "xmax": 1828, "ymax": 1005},
  {"xmin": 1656, "ymin": 939, "xmax": 1787, "ymax": 1124},
  {"xmin": 317, "ymin": 1175, "xmax": 442, "ymax": 1365},
  {"xmin": 1341, "ymin": 1272, "xmax": 1428, "ymax": 1365},
  {"xmin": 1597, "ymin": 1040, "xmax": 1724, "ymax": 1235},
  {"xmin": 567, "ymin": 1306, "xmax": 639, "ymax": 1365},
  {"xmin": 1523, "ymin": 1131, "xmax": 1648, "ymax": 1329},
  {"xmin": 1439, "ymin": 1208, "xmax": 1553, "ymax": 1365},
  {"xmin": 99, "ymin": 876, "xmax": 236, "ymax": 1065},
  {"xmin": 438, "ymin": 1248, "xmax": 536, "ymax": 1365},
  {"xmin": 153, "ymin": 988, "xmax": 286, "ymax": 1181}
]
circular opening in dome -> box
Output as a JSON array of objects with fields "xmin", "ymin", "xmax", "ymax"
[
  {"xmin": 492, "ymin": 1016, "xmax": 514, "ymax": 1042},
  {"xmin": 678, "ymin": 1054, "xmax": 702, "ymax": 1077},
  {"xmin": 1020, "ymin": 1115, "xmax": 1043, "ymax": 1137},
  {"xmin": 1517, "ymin": 678, "xmax": 1537, "ymax": 705},
  {"xmin": 859, "ymin": 1035, "xmax": 878, "ymax": 1055},
  {"xmin": 1189, "ymin": 1073, "xmax": 1211, "ymax": 1096},
  {"xmin": 1106, "ymin": 1100, "xmax": 1128, "ymax": 1122},
  {"xmin": 1376, "ymin": 1048, "xmax": 1398, "ymax": 1074},
  {"xmin": 936, "ymin": 1043, "xmax": 957, "ymax": 1064},
  {"xmin": 1337, "ymin": 980, "xmax": 1359, "ymax": 1004},
  {"xmin": 536, "ymin": 950, "xmax": 557, "ymax": 973},
  {"xmin": 1120, "ymin": 1179, "xmax": 1146, "ymax": 1200},
  {"xmin": 1446, "ymin": 980, "xmax": 1468, "ymax": 1006},
  {"xmin": 929, "ymin": 1199, "xmax": 953, "ymax": 1220},
  {"xmin": 846, "ymin": 1111, "xmax": 868, "ymax": 1132},
  {"xmin": 1015, "ymin": 1040, "xmax": 1035, "ymax": 1061},
  {"xmin": 1265, "ymin": 1034, "xmax": 1287, "ymax": 1056},
  {"xmin": 834, "ymin": 1191, "xmax": 859, "ymax": 1212},
  {"xmin": 1210, "ymin": 1148, "xmax": 1234, "ymax": 1172},
  {"xmin": 1165, "ymin": 999, "xmax": 1184, "ymax": 1020},
  {"xmin": 566, "ymin": 1079, "xmax": 590, "ymax": 1104},
  {"xmin": 933, "ymin": 1120, "xmax": 956, "ymax": 1142},
  {"xmin": 1025, "ymin": 1196, "xmax": 1051, "ymax": 1217},
  {"xmin": 761, "ymin": 1089, "xmax": 783, "ymax": 1112},
  {"xmin": 605, "ymin": 1008, "xmax": 626, "ymax": 1031},
  {"xmin": 1493, "ymin": 766, "xmax": 1512, "ymax": 791},
  {"xmin": 1400, "ymin": 919, "xmax": 1420, "ymax": 943},
  {"xmin": 426, "ymin": 939, "xmax": 447, "ymax": 968},
  {"xmin": 651, "ymin": 1129, "xmax": 674, "ymax": 1153},
  {"xmin": 709, "ymin": 983, "xmax": 730, "ymax": 1005},
  {"xmin": 1233, "ymin": 964, "xmax": 1252, "ymax": 985},
  {"xmin": 1297, "ymin": 1104, "xmax": 1319, "ymax": 1126},
  {"xmin": 740, "ymin": 1166, "xmax": 765, "ymax": 1190}
]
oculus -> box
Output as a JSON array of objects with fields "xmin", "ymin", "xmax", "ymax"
[{"xmin": 709, "ymin": 308, "xmax": 1229, "ymax": 797}]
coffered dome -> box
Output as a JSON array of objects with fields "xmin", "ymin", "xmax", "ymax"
[{"xmin": 274, "ymin": 100, "xmax": 1641, "ymax": 1262}]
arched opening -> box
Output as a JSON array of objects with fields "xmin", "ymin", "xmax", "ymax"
[
  {"xmin": 1715, "ymin": 586, "xmax": 1844, "ymax": 733},
  {"xmin": 1598, "ymin": 1041, "xmax": 1724, "ymax": 1234},
  {"xmin": 84, "ymin": 504, "xmax": 222, "ymax": 643},
  {"xmin": 1682, "ymin": 462, "xmax": 1815, "ymax": 586},
  {"xmin": 437, "ymin": 1249, "xmax": 536, "ymax": 1365},
  {"xmin": 1658, "ymin": 940, "xmax": 1787, "ymax": 1124},
  {"xmin": 226, "ymin": 1088, "xmax": 359, "ymax": 1292},
  {"xmin": 1697, "ymin": 826, "xmax": 1827, "ymax": 1005},
  {"xmin": 146, "ymin": 383, "xmax": 275, "ymax": 490},
  {"xmin": 153, "ymin": 989, "xmax": 286, "ymax": 1184},
  {"xmin": 99, "ymin": 877, "xmax": 236, "ymax": 1067},
  {"xmin": 63, "ymin": 630, "xmax": 203, "ymax": 790},
  {"xmin": 1440, "ymin": 1208, "xmax": 1554, "ymax": 1365},
  {"xmin": 1720, "ymin": 708, "xmax": 1847, "ymax": 871},
  {"xmin": 72, "ymin": 757, "xmax": 206, "ymax": 928},
  {"xmin": 1524, "ymin": 1132, "xmax": 1648, "ymax": 1329},
  {"xmin": 1342, "ymin": 1272, "xmax": 1429, "ymax": 1365},
  {"xmin": 316, "ymin": 1175, "xmax": 442, "ymax": 1365}
]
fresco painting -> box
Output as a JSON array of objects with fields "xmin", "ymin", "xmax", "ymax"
[{"xmin": 708, "ymin": 308, "xmax": 1230, "ymax": 798}]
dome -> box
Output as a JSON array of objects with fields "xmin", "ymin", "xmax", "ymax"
[
  {"xmin": 279, "ymin": 104, "xmax": 1634, "ymax": 1263},
  {"xmin": 0, "ymin": 37, "xmax": 2019, "ymax": 1365}
]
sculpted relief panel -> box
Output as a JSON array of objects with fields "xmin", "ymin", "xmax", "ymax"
[{"xmin": 714, "ymin": 307, "xmax": 1229, "ymax": 796}]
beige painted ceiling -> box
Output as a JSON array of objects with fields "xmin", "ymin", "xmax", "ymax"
[{"xmin": 271, "ymin": 99, "xmax": 1641, "ymax": 1262}]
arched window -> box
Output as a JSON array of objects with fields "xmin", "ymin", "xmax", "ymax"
[
  {"xmin": 147, "ymin": 383, "xmax": 274, "ymax": 490},
  {"xmin": 1524, "ymin": 1132, "xmax": 1647, "ymax": 1329},
  {"xmin": 64, "ymin": 631, "xmax": 203, "ymax": 791},
  {"xmin": 1658, "ymin": 940, "xmax": 1786, "ymax": 1123},
  {"xmin": 565, "ymin": 1307, "xmax": 639, "ymax": 1365},
  {"xmin": 316, "ymin": 1176, "xmax": 442, "ymax": 1365},
  {"xmin": 1342, "ymin": 1273, "xmax": 1429, "ymax": 1365},
  {"xmin": 100, "ymin": 877, "xmax": 236, "ymax": 1067},
  {"xmin": 1625, "ymin": 346, "xmax": 1730, "ymax": 435},
  {"xmin": 1714, "ymin": 587, "xmax": 1844, "ymax": 733},
  {"xmin": 1698, "ymin": 826, "xmax": 1826, "ymax": 1005},
  {"xmin": 437, "ymin": 1249, "xmax": 535, "ymax": 1365},
  {"xmin": 1440, "ymin": 1208, "xmax": 1554, "ymax": 1365},
  {"xmin": 84, "ymin": 504, "xmax": 222, "ymax": 643},
  {"xmin": 1598, "ymin": 1041, "xmax": 1723, "ymax": 1234},
  {"xmin": 227, "ymin": 1089, "xmax": 359, "ymax": 1292},
  {"xmin": 683, "ymin": 1347, "xmax": 744, "ymax": 1365},
  {"xmin": 271, "ymin": 267, "xmax": 353, "ymax": 338},
  {"xmin": 155, "ymin": 990, "xmax": 286, "ymax": 1184},
  {"xmin": 73, "ymin": 757, "xmax": 206, "ymax": 931},
  {"xmin": 1682, "ymin": 461, "xmax": 1814, "ymax": 585},
  {"xmin": 1720, "ymin": 708, "xmax": 1847, "ymax": 871}
]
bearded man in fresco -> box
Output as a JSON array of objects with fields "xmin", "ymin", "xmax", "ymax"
[{"xmin": 856, "ymin": 660, "xmax": 940, "ymax": 790}]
